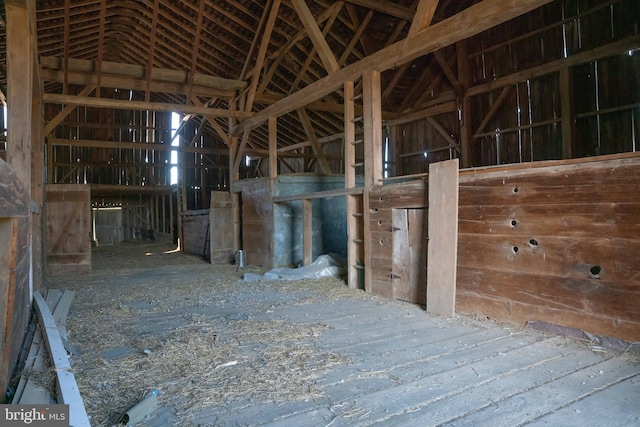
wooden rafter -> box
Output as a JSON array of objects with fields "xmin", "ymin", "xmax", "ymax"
[
  {"xmin": 344, "ymin": 0, "xmax": 415, "ymax": 21},
  {"xmin": 144, "ymin": 0, "xmax": 160, "ymax": 102},
  {"xmin": 297, "ymin": 108, "xmax": 332, "ymax": 174},
  {"xmin": 232, "ymin": 0, "xmax": 282, "ymax": 179},
  {"xmin": 236, "ymin": 0, "xmax": 555, "ymax": 136},
  {"xmin": 186, "ymin": 0, "xmax": 206, "ymax": 104},
  {"xmin": 43, "ymin": 85, "xmax": 96, "ymax": 136},
  {"xmin": 95, "ymin": 0, "xmax": 106, "ymax": 98},
  {"xmin": 290, "ymin": 5, "xmax": 341, "ymax": 93},
  {"xmin": 474, "ymin": 85, "xmax": 514, "ymax": 136},
  {"xmin": 408, "ymin": 0, "xmax": 439, "ymax": 36},
  {"xmin": 291, "ymin": 0, "xmax": 340, "ymax": 73}
]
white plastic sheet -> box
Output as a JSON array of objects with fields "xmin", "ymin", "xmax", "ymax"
[{"xmin": 244, "ymin": 253, "xmax": 346, "ymax": 282}]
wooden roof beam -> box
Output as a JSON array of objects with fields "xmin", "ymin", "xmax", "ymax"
[
  {"xmin": 291, "ymin": 0, "xmax": 340, "ymax": 73},
  {"xmin": 40, "ymin": 56, "xmax": 247, "ymax": 92},
  {"xmin": 43, "ymin": 93, "xmax": 253, "ymax": 119},
  {"xmin": 408, "ymin": 0, "xmax": 439, "ymax": 36},
  {"xmin": 344, "ymin": 0, "xmax": 415, "ymax": 21},
  {"xmin": 233, "ymin": 0, "xmax": 554, "ymax": 136}
]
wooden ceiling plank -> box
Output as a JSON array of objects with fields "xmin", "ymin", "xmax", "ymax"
[
  {"xmin": 43, "ymin": 93, "xmax": 253, "ymax": 119},
  {"xmin": 43, "ymin": 85, "xmax": 96, "ymax": 136},
  {"xmin": 291, "ymin": 0, "xmax": 340, "ymax": 73},
  {"xmin": 344, "ymin": 0, "xmax": 415, "ymax": 21},
  {"xmin": 408, "ymin": 0, "xmax": 439, "ymax": 36}
]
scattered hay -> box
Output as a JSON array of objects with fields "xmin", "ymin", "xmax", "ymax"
[{"xmin": 50, "ymin": 242, "xmax": 365, "ymax": 426}]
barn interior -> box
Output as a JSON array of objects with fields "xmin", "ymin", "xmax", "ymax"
[{"xmin": 0, "ymin": 0, "xmax": 639, "ymax": 425}]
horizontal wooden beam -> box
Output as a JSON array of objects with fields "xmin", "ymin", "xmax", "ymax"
[
  {"xmin": 41, "ymin": 69, "xmax": 234, "ymax": 98},
  {"xmin": 49, "ymin": 138, "xmax": 228, "ymax": 155},
  {"xmin": 272, "ymin": 186, "xmax": 364, "ymax": 203},
  {"xmin": 344, "ymin": 0, "xmax": 415, "ymax": 21},
  {"xmin": 40, "ymin": 56, "xmax": 247, "ymax": 92},
  {"xmin": 233, "ymin": 0, "xmax": 554, "ymax": 135},
  {"xmin": 90, "ymin": 184, "xmax": 172, "ymax": 195},
  {"xmin": 43, "ymin": 93, "xmax": 253, "ymax": 119}
]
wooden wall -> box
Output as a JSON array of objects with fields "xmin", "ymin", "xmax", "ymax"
[
  {"xmin": 45, "ymin": 184, "xmax": 91, "ymax": 275},
  {"xmin": 457, "ymin": 155, "xmax": 640, "ymax": 342},
  {"xmin": 0, "ymin": 160, "xmax": 32, "ymax": 401},
  {"xmin": 365, "ymin": 155, "xmax": 640, "ymax": 342}
]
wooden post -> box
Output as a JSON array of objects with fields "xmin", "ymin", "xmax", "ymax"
[
  {"xmin": 363, "ymin": 69, "xmax": 383, "ymax": 188},
  {"xmin": 269, "ymin": 116, "xmax": 278, "ymax": 180},
  {"xmin": 560, "ymin": 66, "xmax": 573, "ymax": 159},
  {"xmin": 6, "ymin": 0, "xmax": 34, "ymax": 192},
  {"xmin": 229, "ymin": 96, "xmax": 241, "ymax": 252},
  {"xmin": 457, "ymin": 40, "xmax": 473, "ymax": 168},
  {"xmin": 303, "ymin": 198, "xmax": 312, "ymax": 265},
  {"xmin": 426, "ymin": 159, "xmax": 459, "ymax": 317}
]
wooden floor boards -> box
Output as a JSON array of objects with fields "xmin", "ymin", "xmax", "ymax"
[{"xmin": 51, "ymin": 243, "xmax": 640, "ymax": 427}]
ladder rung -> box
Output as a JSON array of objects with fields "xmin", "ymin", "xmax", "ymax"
[
  {"xmin": 351, "ymin": 212, "xmax": 363, "ymax": 217},
  {"xmin": 352, "ymin": 238, "xmax": 364, "ymax": 243},
  {"xmin": 351, "ymin": 117, "xmax": 363, "ymax": 123},
  {"xmin": 353, "ymin": 264, "xmax": 365, "ymax": 270},
  {"xmin": 351, "ymin": 162, "xmax": 364, "ymax": 168},
  {"xmin": 350, "ymin": 139, "xmax": 363, "ymax": 145},
  {"xmin": 351, "ymin": 94, "xmax": 363, "ymax": 101}
]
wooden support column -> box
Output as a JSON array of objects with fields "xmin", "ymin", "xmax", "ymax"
[
  {"xmin": 6, "ymin": 0, "xmax": 34, "ymax": 192},
  {"xmin": 229, "ymin": 97, "xmax": 241, "ymax": 252},
  {"xmin": 303, "ymin": 199, "xmax": 312, "ymax": 265},
  {"xmin": 426, "ymin": 158, "xmax": 459, "ymax": 317},
  {"xmin": 269, "ymin": 116, "xmax": 278, "ymax": 179},
  {"xmin": 362, "ymin": 69, "xmax": 382, "ymax": 293},
  {"xmin": 560, "ymin": 66, "xmax": 573, "ymax": 159},
  {"xmin": 457, "ymin": 40, "xmax": 473, "ymax": 168},
  {"xmin": 363, "ymin": 69, "xmax": 383, "ymax": 187}
]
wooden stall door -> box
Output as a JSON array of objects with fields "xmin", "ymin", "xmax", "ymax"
[
  {"xmin": 392, "ymin": 208, "xmax": 427, "ymax": 305},
  {"xmin": 45, "ymin": 184, "xmax": 91, "ymax": 275}
]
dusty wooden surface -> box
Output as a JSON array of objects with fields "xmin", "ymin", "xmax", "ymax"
[{"xmin": 47, "ymin": 242, "xmax": 640, "ymax": 426}]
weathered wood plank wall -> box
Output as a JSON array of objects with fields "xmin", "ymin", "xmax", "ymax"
[
  {"xmin": 457, "ymin": 156, "xmax": 640, "ymax": 342},
  {"xmin": 0, "ymin": 160, "xmax": 32, "ymax": 401},
  {"xmin": 366, "ymin": 156, "xmax": 640, "ymax": 341}
]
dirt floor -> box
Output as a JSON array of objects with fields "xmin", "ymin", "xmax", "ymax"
[{"xmin": 45, "ymin": 241, "xmax": 640, "ymax": 427}]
